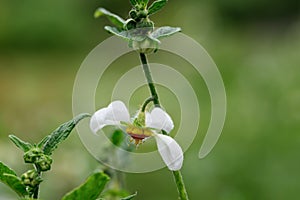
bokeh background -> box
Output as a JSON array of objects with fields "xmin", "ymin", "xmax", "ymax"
[{"xmin": 1, "ymin": 0, "xmax": 300, "ymax": 199}]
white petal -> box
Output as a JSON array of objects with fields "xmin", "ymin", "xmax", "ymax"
[
  {"xmin": 146, "ymin": 108, "xmax": 174, "ymax": 133},
  {"xmin": 154, "ymin": 134, "xmax": 183, "ymax": 171},
  {"xmin": 90, "ymin": 101, "xmax": 130, "ymax": 134}
]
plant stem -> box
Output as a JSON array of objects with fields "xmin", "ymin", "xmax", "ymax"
[
  {"xmin": 33, "ymin": 165, "xmax": 41, "ymax": 199},
  {"xmin": 139, "ymin": 53, "xmax": 160, "ymax": 107},
  {"xmin": 172, "ymin": 171, "xmax": 189, "ymax": 200},
  {"xmin": 139, "ymin": 53, "xmax": 189, "ymax": 200},
  {"xmin": 141, "ymin": 96, "xmax": 155, "ymax": 112}
]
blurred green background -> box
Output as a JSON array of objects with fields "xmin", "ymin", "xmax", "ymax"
[{"xmin": 1, "ymin": 0, "xmax": 300, "ymax": 199}]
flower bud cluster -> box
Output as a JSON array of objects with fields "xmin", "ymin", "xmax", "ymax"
[{"xmin": 23, "ymin": 147, "xmax": 52, "ymax": 171}]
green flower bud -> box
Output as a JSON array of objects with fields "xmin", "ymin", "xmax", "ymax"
[
  {"xmin": 23, "ymin": 147, "xmax": 43, "ymax": 163},
  {"xmin": 129, "ymin": 9, "xmax": 138, "ymax": 20},
  {"xmin": 137, "ymin": 10, "xmax": 148, "ymax": 19},
  {"xmin": 21, "ymin": 170, "xmax": 43, "ymax": 187},
  {"xmin": 36, "ymin": 154, "xmax": 52, "ymax": 171},
  {"xmin": 124, "ymin": 19, "xmax": 137, "ymax": 30}
]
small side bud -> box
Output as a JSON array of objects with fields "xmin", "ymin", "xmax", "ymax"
[
  {"xmin": 23, "ymin": 147, "xmax": 43, "ymax": 163},
  {"xmin": 124, "ymin": 19, "xmax": 137, "ymax": 30},
  {"xmin": 129, "ymin": 9, "xmax": 138, "ymax": 20},
  {"xmin": 21, "ymin": 170, "xmax": 43, "ymax": 187},
  {"xmin": 36, "ymin": 154, "xmax": 53, "ymax": 171}
]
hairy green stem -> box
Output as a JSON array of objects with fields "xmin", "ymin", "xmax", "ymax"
[
  {"xmin": 33, "ymin": 165, "xmax": 41, "ymax": 199},
  {"xmin": 139, "ymin": 53, "xmax": 189, "ymax": 200},
  {"xmin": 141, "ymin": 96, "xmax": 155, "ymax": 112},
  {"xmin": 139, "ymin": 53, "xmax": 160, "ymax": 107},
  {"xmin": 172, "ymin": 171, "xmax": 189, "ymax": 200}
]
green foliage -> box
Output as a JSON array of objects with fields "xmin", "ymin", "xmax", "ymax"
[
  {"xmin": 62, "ymin": 171, "xmax": 110, "ymax": 200},
  {"xmin": 111, "ymin": 129, "xmax": 125, "ymax": 146},
  {"xmin": 40, "ymin": 113, "xmax": 90, "ymax": 155},
  {"xmin": 148, "ymin": 0, "xmax": 168, "ymax": 16},
  {"xmin": 0, "ymin": 162, "xmax": 28, "ymax": 197},
  {"xmin": 151, "ymin": 26, "xmax": 181, "ymax": 39},
  {"xmin": 2, "ymin": 113, "xmax": 91, "ymax": 198},
  {"xmin": 104, "ymin": 26, "xmax": 131, "ymax": 40},
  {"xmin": 94, "ymin": 0, "xmax": 179, "ymax": 54},
  {"xmin": 129, "ymin": 0, "xmax": 138, "ymax": 6},
  {"xmin": 94, "ymin": 8, "xmax": 125, "ymax": 29},
  {"xmin": 9, "ymin": 135, "xmax": 33, "ymax": 152}
]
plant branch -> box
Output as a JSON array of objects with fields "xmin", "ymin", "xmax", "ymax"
[{"xmin": 139, "ymin": 52, "xmax": 189, "ymax": 200}]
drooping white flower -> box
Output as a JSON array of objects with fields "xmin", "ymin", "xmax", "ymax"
[{"xmin": 90, "ymin": 100, "xmax": 183, "ymax": 171}]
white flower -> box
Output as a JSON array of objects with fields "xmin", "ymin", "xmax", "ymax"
[{"xmin": 90, "ymin": 100, "xmax": 183, "ymax": 171}]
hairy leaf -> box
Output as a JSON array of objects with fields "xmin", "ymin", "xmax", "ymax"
[
  {"xmin": 2, "ymin": 174, "xmax": 28, "ymax": 197},
  {"xmin": 0, "ymin": 162, "xmax": 28, "ymax": 197},
  {"xmin": 41, "ymin": 113, "xmax": 90, "ymax": 155},
  {"xmin": 104, "ymin": 26, "xmax": 131, "ymax": 40},
  {"xmin": 94, "ymin": 8, "xmax": 125, "ymax": 29},
  {"xmin": 151, "ymin": 26, "xmax": 181, "ymax": 39},
  {"xmin": 62, "ymin": 171, "xmax": 110, "ymax": 200},
  {"xmin": 129, "ymin": 0, "xmax": 138, "ymax": 6},
  {"xmin": 9, "ymin": 135, "xmax": 33, "ymax": 152},
  {"xmin": 121, "ymin": 192, "xmax": 137, "ymax": 200},
  {"xmin": 0, "ymin": 161, "xmax": 17, "ymax": 179},
  {"xmin": 148, "ymin": 0, "xmax": 167, "ymax": 16},
  {"xmin": 141, "ymin": 0, "xmax": 149, "ymax": 5}
]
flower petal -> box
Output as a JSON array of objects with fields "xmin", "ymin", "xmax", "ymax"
[
  {"xmin": 154, "ymin": 134, "xmax": 183, "ymax": 171},
  {"xmin": 90, "ymin": 101, "xmax": 130, "ymax": 134},
  {"xmin": 146, "ymin": 108, "xmax": 174, "ymax": 133}
]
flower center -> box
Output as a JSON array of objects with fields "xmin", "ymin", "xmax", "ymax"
[{"xmin": 126, "ymin": 124, "xmax": 153, "ymax": 145}]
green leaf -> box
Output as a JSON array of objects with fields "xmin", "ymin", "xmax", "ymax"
[
  {"xmin": 148, "ymin": 0, "xmax": 168, "ymax": 16},
  {"xmin": 129, "ymin": 0, "xmax": 138, "ymax": 6},
  {"xmin": 104, "ymin": 26, "xmax": 131, "ymax": 40},
  {"xmin": 2, "ymin": 174, "xmax": 28, "ymax": 197},
  {"xmin": 141, "ymin": 0, "xmax": 149, "ymax": 5},
  {"xmin": 62, "ymin": 171, "xmax": 110, "ymax": 200},
  {"xmin": 0, "ymin": 162, "xmax": 28, "ymax": 197},
  {"xmin": 151, "ymin": 26, "xmax": 181, "ymax": 39},
  {"xmin": 121, "ymin": 192, "xmax": 138, "ymax": 200},
  {"xmin": 9, "ymin": 135, "xmax": 33, "ymax": 152},
  {"xmin": 0, "ymin": 161, "xmax": 17, "ymax": 179},
  {"xmin": 94, "ymin": 8, "xmax": 125, "ymax": 29},
  {"xmin": 40, "ymin": 113, "xmax": 90, "ymax": 155},
  {"xmin": 111, "ymin": 129, "xmax": 125, "ymax": 146}
]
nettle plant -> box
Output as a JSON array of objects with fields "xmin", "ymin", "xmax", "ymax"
[{"xmin": 0, "ymin": 0, "xmax": 190, "ymax": 200}]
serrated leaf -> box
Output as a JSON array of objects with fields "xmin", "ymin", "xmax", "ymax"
[
  {"xmin": 62, "ymin": 171, "xmax": 110, "ymax": 200},
  {"xmin": 148, "ymin": 0, "xmax": 167, "ymax": 16},
  {"xmin": 151, "ymin": 26, "xmax": 181, "ymax": 39},
  {"xmin": 94, "ymin": 8, "xmax": 125, "ymax": 29},
  {"xmin": 41, "ymin": 113, "xmax": 90, "ymax": 155},
  {"xmin": 9, "ymin": 135, "xmax": 33, "ymax": 152},
  {"xmin": 0, "ymin": 163, "xmax": 28, "ymax": 197},
  {"xmin": 121, "ymin": 192, "xmax": 137, "ymax": 200}
]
